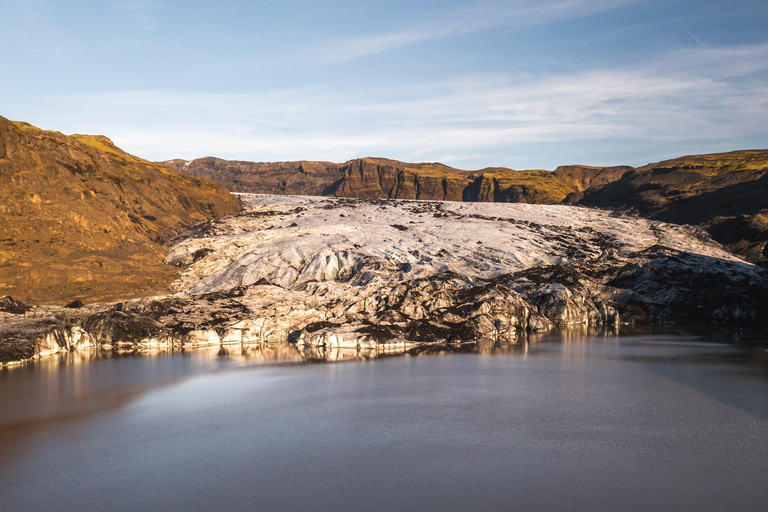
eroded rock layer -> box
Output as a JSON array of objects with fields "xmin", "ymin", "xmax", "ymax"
[
  {"xmin": 166, "ymin": 156, "xmax": 630, "ymax": 204},
  {"xmin": 3, "ymin": 194, "xmax": 767, "ymax": 365}
]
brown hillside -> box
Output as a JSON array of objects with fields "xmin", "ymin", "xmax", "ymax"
[{"xmin": 0, "ymin": 117, "xmax": 241, "ymax": 305}]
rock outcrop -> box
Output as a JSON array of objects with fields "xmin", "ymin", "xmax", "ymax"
[
  {"xmin": 328, "ymin": 158, "xmax": 472, "ymax": 200},
  {"xmin": 553, "ymin": 165, "xmax": 634, "ymax": 192},
  {"xmin": 4, "ymin": 194, "xmax": 766, "ymax": 365},
  {"xmin": 0, "ymin": 116, "xmax": 241, "ymax": 305}
]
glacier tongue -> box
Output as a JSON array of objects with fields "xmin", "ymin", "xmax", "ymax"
[
  {"xmin": 3, "ymin": 194, "xmax": 768, "ymax": 365},
  {"xmin": 165, "ymin": 194, "xmax": 741, "ymax": 295}
]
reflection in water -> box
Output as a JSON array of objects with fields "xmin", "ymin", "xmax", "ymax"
[
  {"xmin": 6, "ymin": 336, "xmax": 523, "ymax": 369},
  {"xmin": 4, "ymin": 327, "xmax": 763, "ymax": 437},
  {"xmin": 0, "ymin": 331, "xmax": 766, "ymax": 512},
  {"xmin": 4, "ymin": 321, "xmax": 764, "ymax": 372}
]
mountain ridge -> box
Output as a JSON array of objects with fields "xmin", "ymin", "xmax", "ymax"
[{"xmin": 164, "ymin": 156, "xmax": 632, "ymax": 204}]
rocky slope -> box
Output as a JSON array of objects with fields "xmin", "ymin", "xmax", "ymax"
[
  {"xmin": 4, "ymin": 194, "xmax": 766, "ymax": 365},
  {"xmin": 569, "ymin": 150, "xmax": 768, "ymax": 266},
  {"xmin": 166, "ymin": 156, "xmax": 631, "ymax": 204},
  {"xmin": 0, "ymin": 116, "xmax": 241, "ymax": 305}
]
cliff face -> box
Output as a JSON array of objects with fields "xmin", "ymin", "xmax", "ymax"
[
  {"xmin": 175, "ymin": 155, "xmax": 631, "ymax": 205},
  {"xmin": 571, "ymin": 150, "xmax": 768, "ymax": 266},
  {"xmin": 329, "ymin": 158, "xmax": 473, "ymax": 200},
  {"xmin": 553, "ymin": 165, "xmax": 635, "ymax": 192},
  {"xmin": 0, "ymin": 116, "xmax": 241, "ymax": 305}
]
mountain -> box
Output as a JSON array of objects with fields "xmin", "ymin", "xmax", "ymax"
[
  {"xmin": 569, "ymin": 150, "xmax": 768, "ymax": 266},
  {"xmin": 165, "ymin": 156, "xmax": 632, "ymax": 204},
  {"xmin": 0, "ymin": 116, "xmax": 241, "ymax": 305}
]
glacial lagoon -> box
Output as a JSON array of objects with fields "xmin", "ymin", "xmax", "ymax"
[{"xmin": 1, "ymin": 332, "xmax": 767, "ymax": 512}]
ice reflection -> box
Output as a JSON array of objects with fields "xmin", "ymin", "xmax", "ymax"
[
  {"xmin": 201, "ymin": 341, "xmax": 422, "ymax": 363},
  {"xmin": 4, "ymin": 321, "xmax": 765, "ymax": 373}
]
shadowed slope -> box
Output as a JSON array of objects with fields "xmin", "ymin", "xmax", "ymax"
[{"xmin": 571, "ymin": 150, "xmax": 768, "ymax": 265}]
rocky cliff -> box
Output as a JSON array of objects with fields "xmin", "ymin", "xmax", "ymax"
[
  {"xmin": 570, "ymin": 150, "xmax": 768, "ymax": 266},
  {"xmin": 552, "ymin": 165, "xmax": 634, "ymax": 192},
  {"xmin": 4, "ymin": 194, "xmax": 766, "ymax": 365},
  {"xmin": 167, "ymin": 156, "xmax": 631, "ymax": 204},
  {"xmin": 327, "ymin": 158, "xmax": 471, "ymax": 200},
  {"xmin": 0, "ymin": 116, "xmax": 241, "ymax": 305}
]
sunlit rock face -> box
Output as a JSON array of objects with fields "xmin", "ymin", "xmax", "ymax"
[{"xmin": 3, "ymin": 194, "xmax": 768, "ymax": 365}]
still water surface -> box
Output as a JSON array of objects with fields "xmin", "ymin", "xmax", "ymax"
[{"xmin": 1, "ymin": 333, "xmax": 767, "ymax": 512}]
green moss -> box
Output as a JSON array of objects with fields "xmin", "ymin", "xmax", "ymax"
[{"xmin": 644, "ymin": 150, "xmax": 768, "ymax": 177}]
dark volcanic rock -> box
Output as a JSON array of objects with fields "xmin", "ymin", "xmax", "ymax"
[
  {"xmin": 0, "ymin": 317, "xmax": 70, "ymax": 363},
  {"xmin": 601, "ymin": 247, "xmax": 768, "ymax": 325},
  {"xmin": 0, "ymin": 296, "xmax": 32, "ymax": 314}
]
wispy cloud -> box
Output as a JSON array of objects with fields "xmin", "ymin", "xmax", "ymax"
[
  {"xmin": 12, "ymin": 41, "xmax": 768, "ymax": 168},
  {"xmin": 682, "ymin": 26, "xmax": 709, "ymax": 48},
  {"xmin": 308, "ymin": 0, "xmax": 642, "ymax": 63}
]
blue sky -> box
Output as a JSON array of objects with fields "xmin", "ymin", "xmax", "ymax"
[{"xmin": 1, "ymin": 0, "xmax": 767, "ymax": 169}]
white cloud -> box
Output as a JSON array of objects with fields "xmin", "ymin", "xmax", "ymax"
[{"xmin": 12, "ymin": 41, "xmax": 768, "ymax": 168}]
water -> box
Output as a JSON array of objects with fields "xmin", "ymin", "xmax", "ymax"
[{"xmin": 1, "ymin": 334, "xmax": 767, "ymax": 512}]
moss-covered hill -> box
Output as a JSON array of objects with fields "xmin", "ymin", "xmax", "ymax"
[
  {"xmin": 571, "ymin": 150, "xmax": 768, "ymax": 265},
  {"xmin": 0, "ymin": 116, "xmax": 241, "ymax": 305}
]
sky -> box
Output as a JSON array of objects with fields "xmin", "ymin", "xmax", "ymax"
[{"xmin": 1, "ymin": 0, "xmax": 767, "ymax": 169}]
